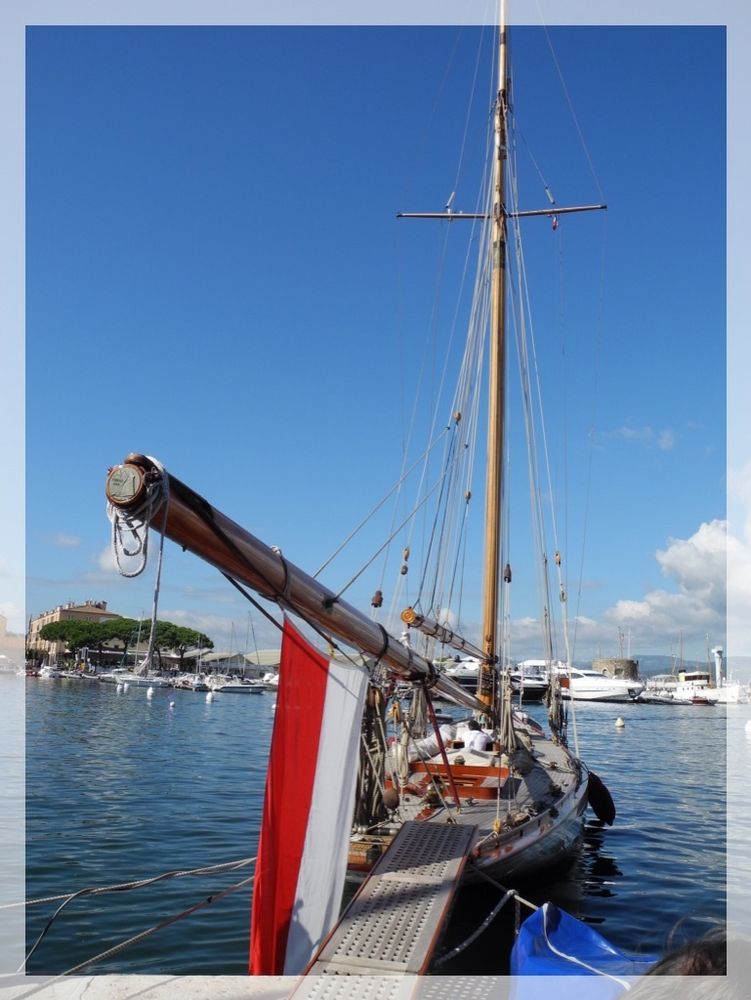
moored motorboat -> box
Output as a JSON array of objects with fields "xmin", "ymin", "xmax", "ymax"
[
  {"xmin": 442, "ymin": 656, "xmax": 481, "ymax": 691},
  {"xmin": 211, "ymin": 679, "xmax": 264, "ymax": 694},
  {"xmin": 555, "ymin": 665, "xmax": 644, "ymax": 702},
  {"xmin": 510, "ymin": 659, "xmax": 551, "ymax": 702},
  {"xmin": 39, "ymin": 664, "xmax": 64, "ymax": 679}
]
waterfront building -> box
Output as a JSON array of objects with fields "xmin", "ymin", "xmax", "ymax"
[{"xmin": 27, "ymin": 600, "xmax": 121, "ymax": 662}]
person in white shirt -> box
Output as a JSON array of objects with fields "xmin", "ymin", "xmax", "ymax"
[{"xmin": 465, "ymin": 718, "xmax": 491, "ymax": 751}]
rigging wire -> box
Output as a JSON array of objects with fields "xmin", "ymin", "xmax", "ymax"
[
  {"xmin": 1, "ymin": 857, "xmax": 256, "ymax": 913},
  {"xmin": 17, "ymin": 874, "xmax": 255, "ymax": 996},
  {"xmin": 331, "ymin": 445, "xmax": 474, "ymax": 605},
  {"xmin": 17, "ymin": 857, "xmax": 256, "ymax": 974},
  {"xmin": 505, "ymin": 148, "xmax": 558, "ymax": 664},
  {"xmin": 382, "ymin": 28, "xmax": 499, "ymax": 644},
  {"xmin": 572, "ymin": 212, "xmax": 609, "ymax": 657},
  {"xmin": 398, "ymin": 112, "xmax": 495, "ymax": 635},
  {"xmin": 313, "ymin": 426, "xmax": 451, "ymax": 580},
  {"xmin": 535, "ymin": 5, "xmax": 607, "ymax": 204}
]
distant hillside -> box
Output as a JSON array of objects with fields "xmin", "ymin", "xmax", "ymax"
[
  {"xmin": 575, "ymin": 654, "xmax": 704, "ymax": 677},
  {"xmin": 628, "ymin": 655, "xmax": 674, "ymax": 678},
  {"xmin": 628, "ymin": 654, "xmax": 713, "ymax": 678}
]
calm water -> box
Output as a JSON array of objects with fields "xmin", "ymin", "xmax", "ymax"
[{"xmin": 23, "ymin": 677, "xmax": 740, "ymax": 976}]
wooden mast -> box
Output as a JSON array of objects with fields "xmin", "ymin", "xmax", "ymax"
[{"xmin": 477, "ymin": 0, "xmax": 508, "ymax": 709}]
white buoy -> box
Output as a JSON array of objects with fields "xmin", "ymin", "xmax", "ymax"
[
  {"xmin": 146, "ymin": 686, "xmax": 154, "ymax": 699},
  {"xmin": 169, "ymin": 701, "xmax": 175, "ymax": 709},
  {"xmin": 615, "ymin": 717, "xmax": 626, "ymax": 729},
  {"xmin": 206, "ymin": 691, "xmax": 214, "ymax": 703}
]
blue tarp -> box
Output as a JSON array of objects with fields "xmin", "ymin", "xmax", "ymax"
[{"xmin": 510, "ymin": 902, "xmax": 659, "ymax": 1000}]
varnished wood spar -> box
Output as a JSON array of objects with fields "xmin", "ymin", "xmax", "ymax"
[
  {"xmin": 105, "ymin": 454, "xmax": 493, "ymax": 718},
  {"xmin": 478, "ymin": 5, "xmax": 509, "ymax": 705}
]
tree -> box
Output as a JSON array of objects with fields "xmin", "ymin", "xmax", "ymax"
[
  {"xmin": 38, "ymin": 616, "xmax": 215, "ymax": 671},
  {"xmin": 100, "ymin": 618, "xmax": 142, "ymax": 662},
  {"xmin": 147, "ymin": 622, "xmax": 213, "ymax": 671},
  {"xmin": 39, "ymin": 620, "xmax": 105, "ymax": 663}
]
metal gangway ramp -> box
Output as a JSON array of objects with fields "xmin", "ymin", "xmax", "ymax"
[{"xmin": 294, "ymin": 819, "xmax": 477, "ymax": 995}]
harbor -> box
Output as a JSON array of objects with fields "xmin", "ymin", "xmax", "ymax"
[
  {"xmin": 17, "ymin": 4, "xmax": 743, "ymax": 996},
  {"xmin": 21, "ymin": 674, "xmax": 731, "ymax": 979}
]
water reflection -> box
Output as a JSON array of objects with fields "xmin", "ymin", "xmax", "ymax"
[{"xmin": 580, "ymin": 819, "xmax": 623, "ymax": 898}]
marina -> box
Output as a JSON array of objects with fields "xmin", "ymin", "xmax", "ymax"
[
  {"xmin": 22, "ymin": 675, "xmax": 732, "ymax": 978},
  {"xmin": 19, "ymin": 6, "xmax": 738, "ymax": 994}
]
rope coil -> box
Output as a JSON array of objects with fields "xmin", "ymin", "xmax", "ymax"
[{"xmin": 107, "ymin": 458, "xmax": 169, "ymax": 578}]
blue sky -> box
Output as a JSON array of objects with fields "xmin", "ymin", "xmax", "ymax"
[{"xmin": 24, "ymin": 23, "xmax": 729, "ymax": 662}]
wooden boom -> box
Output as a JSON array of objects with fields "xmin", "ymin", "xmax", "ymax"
[{"xmin": 105, "ymin": 454, "xmax": 494, "ymax": 719}]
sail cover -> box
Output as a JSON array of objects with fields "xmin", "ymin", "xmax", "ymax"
[{"xmin": 249, "ymin": 618, "xmax": 368, "ymax": 975}]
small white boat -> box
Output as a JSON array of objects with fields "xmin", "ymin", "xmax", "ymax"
[
  {"xmin": 211, "ymin": 679, "xmax": 265, "ymax": 694},
  {"xmin": 174, "ymin": 673, "xmax": 210, "ymax": 692},
  {"xmin": 39, "ymin": 665, "xmax": 64, "ymax": 679}
]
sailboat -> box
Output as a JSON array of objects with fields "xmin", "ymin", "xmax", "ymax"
[{"xmin": 104, "ymin": 4, "xmax": 611, "ymax": 929}]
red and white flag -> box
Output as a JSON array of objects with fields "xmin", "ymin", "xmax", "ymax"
[{"xmin": 249, "ymin": 618, "xmax": 368, "ymax": 975}]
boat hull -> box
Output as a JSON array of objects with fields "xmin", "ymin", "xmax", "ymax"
[
  {"xmin": 100, "ymin": 672, "xmax": 172, "ymax": 688},
  {"xmin": 561, "ymin": 690, "xmax": 641, "ymax": 703},
  {"xmin": 510, "ymin": 681, "xmax": 549, "ymax": 703},
  {"xmin": 464, "ymin": 780, "xmax": 587, "ymax": 883}
]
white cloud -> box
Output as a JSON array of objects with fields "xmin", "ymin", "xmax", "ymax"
[
  {"xmin": 97, "ymin": 545, "xmax": 119, "ymax": 574},
  {"xmin": 656, "ymin": 520, "xmax": 727, "ymax": 614},
  {"xmin": 608, "ymin": 425, "xmax": 653, "ymax": 443},
  {"xmin": 53, "ymin": 532, "xmax": 81, "ymax": 547},
  {"xmin": 160, "ymin": 608, "xmax": 282, "ymax": 652},
  {"xmin": 656, "ymin": 429, "xmax": 676, "ymax": 451},
  {"xmin": 509, "ymin": 522, "xmax": 730, "ymax": 660},
  {"xmin": 599, "ymin": 520, "xmax": 727, "ymax": 651},
  {"xmin": 603, "ymin": 424, "xmax": 677, "ymax": 451},
  {"xmin": 608, "ymin": 599, "xmax": 652, "ymax": 621}
]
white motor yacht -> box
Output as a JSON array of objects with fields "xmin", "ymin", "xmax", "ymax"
[
  {"xmin": 442, "ymin": 656, "xmax": 481, "ymax": 691},
  {"xmin": 554, "ymin": 665, "xmax": 644, "ymax": 702}
]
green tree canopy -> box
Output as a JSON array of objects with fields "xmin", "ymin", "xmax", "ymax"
[
  {"xmin": 38, "ymin": 617, "xmax": 214, "ymax": 667},
  {"xmin": 39, "ymin": 620, "xmax": 106, "ymax": 658}
]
